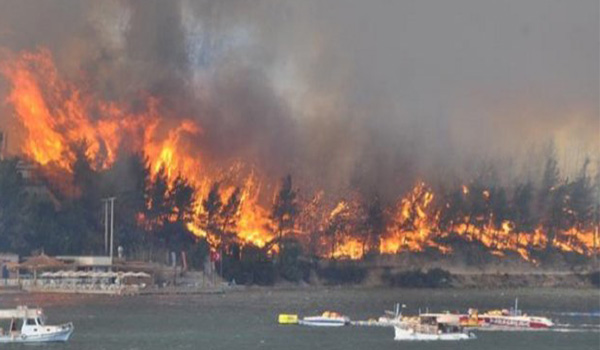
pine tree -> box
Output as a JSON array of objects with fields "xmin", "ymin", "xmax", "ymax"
[
  {"xmin": 538, "ymin": 150, "xmax": 561, "ymax": 250},
  {"xmin": 221, "ymin": 187, "xmax": 242, "ymax": 248},
  {"xmin": 512, "ymin": 182, "xmax": 534, "ymax": 247},
  {"xmin": 170, "ymin": 175, "xmax": 194, "ymax": 222},
  {"xmin": 201, "ymin": 182, "xmax": 223, "ymax": 246},
  {"xmin": 363, "ymin": 196, "xmax": 385, "ymax": 256},
  {"xmin": 567, "ymin": 159, "xmax": 593, "ymax": 229},
  {"xmin": 270, "ymin": 175, "xmax": 298, "ymax": 242},
  {"xmin": 147, "ymin": 167, "xmax": 170, "ymax": 227}
]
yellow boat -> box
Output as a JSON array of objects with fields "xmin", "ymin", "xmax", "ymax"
[{"xmin": 278, "ymin": 314, "xmax": 299, "ymax": 325}]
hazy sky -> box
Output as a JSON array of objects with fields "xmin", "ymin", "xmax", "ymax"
[{"xmin": 0, "ymin": 0, "xmax": 598, "ymax": 195}]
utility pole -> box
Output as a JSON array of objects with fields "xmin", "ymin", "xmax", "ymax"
[
  {"xmin": 104, "ymin": 200, "xmax": 109, "ymax": 255},
  {"xmin": 102, "ymin": 197, "xmax": 117, "ymax": 260},
  {"xmin": 110, "ymin": 197, "xmax": 115, "ymax": 260}
]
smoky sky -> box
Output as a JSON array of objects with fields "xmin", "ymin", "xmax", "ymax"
[{"xmin": 0, "ymin": 0, "xmax": 598, "ymax": 198}]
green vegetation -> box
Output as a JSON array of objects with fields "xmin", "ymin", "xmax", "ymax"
[{"xmin": 316, "ymin": 262, "xmax": 367, "ymax": 285}]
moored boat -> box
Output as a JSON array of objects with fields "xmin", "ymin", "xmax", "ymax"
[
  {"xmin": 300, "ymin": 311, "xmax": 349, "ymax": 327},
  {"xmin": 460, "ymin": 309, "xmax": 554, "ymax": 329},
  {"xmin": 0, "ymin": 306, "xmax": 73, "ymax": 343},
  {"xmin": 377, "ymin": 303, "xmax": 404, "ymax": 326},
  {"xmin": 421, "ymin": 299, "xmax": 554, "ymax": 330},
  {"xmin": 459, "ymin": 299, "xmax": 554, "ymax": 330},
  {"xmin": 394, "ymin": 315, "xmax": 475, "ymax": 341}
]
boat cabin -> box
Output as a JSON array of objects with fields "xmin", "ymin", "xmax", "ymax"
[
  {"xmin": 0, "ymin": 306, "xmax": 73, "ymax": 343},
  {"xmin": 0, "ymin": 307, "xmax": 45, "ymax": 336},
  {"xmin": 417, "ymin": 315, "xmax": 465, "ymax": 335}
]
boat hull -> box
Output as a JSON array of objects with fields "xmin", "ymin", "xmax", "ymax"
[
  {"xmin": 394, "ymin": 326, "xmax": 475, "ymax": 341},
  {"xmin": 459, "ymin": 315, "xmax": 554, "ymax": 329},
  {"xmin": 300, "ymin": 317, "xmax": 347, "ymax": 327}
]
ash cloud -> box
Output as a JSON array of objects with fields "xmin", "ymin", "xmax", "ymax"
[{"xmin": 0, "ymin": 0, "xmax": 598, "ymax": 200}]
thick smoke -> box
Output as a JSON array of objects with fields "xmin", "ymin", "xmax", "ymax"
[{"xmin": 0, "ymin": 0, "xmax": 598, "ymax": 200}]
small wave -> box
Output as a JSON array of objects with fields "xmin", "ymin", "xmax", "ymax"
[
  {"xmin": 550, "ymin": 327, "xmax": 600, "ymax": 333},
  {"xmin": 475, "ymin": 324, "xmax": 600, "ymax": 333},
  {"xmin": 551, "ymin": 311, "xmax": 600, "ymax": 317},
  {"xmin": 555, "ymin": 323, "xmax": 600, "ymax": 329}
]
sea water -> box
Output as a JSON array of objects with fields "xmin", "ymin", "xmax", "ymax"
[{"xmin": 0, "ymin": 287, "xmax": 598, "ymax": 350}]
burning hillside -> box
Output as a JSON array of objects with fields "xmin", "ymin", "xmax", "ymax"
[
  {"xmin": 0, "ymin": 48, "xmax": 598, "ymax": 263},
  {"xmin": 1, "ymin": 48, "xmax": 275, "ymax": 248}
]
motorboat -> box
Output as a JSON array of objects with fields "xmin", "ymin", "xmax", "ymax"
[
  {"xmin": 421, "ymin": 299, "xmax": 553, "ymax": 330},
  {"xmin": 0, "ymin": 306, "xmax": 73, "ymax": 343},
  {"xmin": 460, "ymin": 299, "xmax": 554, "ymax": 329},
  {"xmin": 460, "ymin": 310, "xmax": 553, "ymax": 329},
  {"xmin": 394, "ymin": 314, "xmax": 475, "ymax": 341},
  {"xmin": 299, "ymin": 311, "xmax": 349, "ymax": 327}
]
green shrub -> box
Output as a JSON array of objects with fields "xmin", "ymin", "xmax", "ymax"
[{"xmin": 316, "ymin": 262, "xmax": 367, "ymax": 284}]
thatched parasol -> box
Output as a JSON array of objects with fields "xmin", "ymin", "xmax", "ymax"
[
  {"xmin": 13, "ymin": 254, "xmax": 66, "ymax": 281},
  {"xmin": 17, "ymin": 254, "xmax": 65, "ymax": 270}
]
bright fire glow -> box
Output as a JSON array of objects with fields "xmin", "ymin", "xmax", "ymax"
[{"xmin": 1, "ymin": 48, "xmax": 598, "ymax": 261}]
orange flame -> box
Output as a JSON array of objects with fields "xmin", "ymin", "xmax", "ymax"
[
  {"xmin": 2, "ymin": 48, "xmax": 598, "ymax": 261},
  {"xmin": 1, "ymin": 48, "xmax": 275, "ymax": 249}
]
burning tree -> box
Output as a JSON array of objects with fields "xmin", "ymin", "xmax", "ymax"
[
  {"xmin": 512, "ymin": 182, "xmax": 535, "ymax": 249},
  {"xmin": 362, "ymin": 196, "xmax": 385, "ymax": 256},
  {"xmin": 538, "ymin": 152, "xmax": 562, "ymax": 250},
  {"xmin": 270, "ymin": 175, "xmax": 299, "ymax": 244},
  {"xmin": 325, "ymin": 201, "xmax": 352, "ymax": 259},
  {"xmin": 220, "ymin": 187, "xmax": 242, "ymax": 249}
]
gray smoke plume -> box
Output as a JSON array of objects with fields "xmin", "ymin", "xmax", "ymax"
[{"xmin": 0, "ymin": 0, "xmax": 598, "ymax": 200}]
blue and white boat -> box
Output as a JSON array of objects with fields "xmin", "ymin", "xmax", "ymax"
[{"xmin": 0, "ymin": 306, "xmax": 73, "ymax": 343}]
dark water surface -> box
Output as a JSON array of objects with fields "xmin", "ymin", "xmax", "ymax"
[{"xmin": 0, "ymin": 288, "xmax": 598, "ymax": 350}]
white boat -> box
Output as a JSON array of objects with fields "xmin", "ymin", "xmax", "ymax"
[
  {"xmin": 300, "ymin": 311, "xmax": 349, "ymax": 327},
  {"xmin": 0, "ymin": 306, "xmax": 73, "ymax": 343},
  {"xmin": 377, "ymin": 303, "xmax": 404, "ymax": 326},
  {"xmin": 394, "ymin": 315, "xmax": 475, "ymax": 341}
]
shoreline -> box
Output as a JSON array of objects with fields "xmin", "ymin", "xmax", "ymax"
[{"xmin": 1, "ymin": 270, "xmax": 597, "ymax": 296}]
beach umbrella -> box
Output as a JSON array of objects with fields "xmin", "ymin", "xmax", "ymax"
[
  {"xmin": 15, "ymin": 254, "xmax": 67, "ymax": 281},
  {"xmin": 17, "ymin": 254, "xmax": 65, "ymax": 270},
  {"xmin": 74, "ymin": 271, "xmax": 89, "ymax": 278},
  {"xmin": 88, "ymin": 271, "xmax": 102, "ymax": 279}
]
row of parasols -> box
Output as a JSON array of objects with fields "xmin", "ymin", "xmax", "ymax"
[{"xmin": 39, "ymin": 271, "xmax": 151, "ymax": 279}]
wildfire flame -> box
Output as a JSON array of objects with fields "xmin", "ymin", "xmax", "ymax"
[
  {"xmin": 1, "ymin": 48, "xmax": 598, "ymax": 261},
  {"xmin": 1, "ymin": 48, "xmax": 274, "ymax": 249}
]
